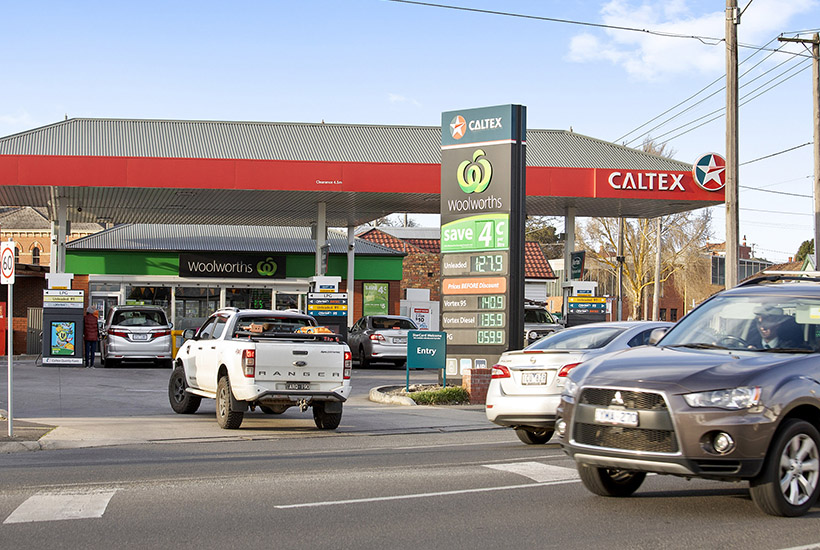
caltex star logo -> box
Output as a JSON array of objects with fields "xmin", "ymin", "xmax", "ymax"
[
  {"xmin": 450, "ymin": 115, "xmax": 466, "ymax": 140},
  {"xmin": 692, "ymin": 153, "xmax": 727, "ymax": 191}
]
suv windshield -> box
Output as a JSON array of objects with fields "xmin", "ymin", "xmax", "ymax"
[
  {"xmin": 660, "ymin": 293, "xmax": 820, "ymax": 352},
  {"xmin": 525, "ymin": 308, "xmax": 556, "ymax": 324}
]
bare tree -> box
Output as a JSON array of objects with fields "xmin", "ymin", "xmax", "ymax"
[
  {"xmin": 526, "ymin": 215, "xmax": 562, "ymax": 258},
  {"xmin": 579, "ymin": 210, "xmax": 711, "ymax": 320}
]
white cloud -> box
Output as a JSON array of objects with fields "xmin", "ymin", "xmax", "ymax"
[
  {"xmin": 568, "ymin": 0, "xmax": 819, "ymax": 80},
  {"xmin": 388, "ymin": 93, "xmax": 421, "ymax": 107}
]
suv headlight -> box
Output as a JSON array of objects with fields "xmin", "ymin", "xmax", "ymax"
[
  {"xmin": 683, "ymin": 386, "xmax": 761, "ymax": 409},
  {"xmin": 563, "ymin": 378, "xmax": 580, "ymax": 399}
]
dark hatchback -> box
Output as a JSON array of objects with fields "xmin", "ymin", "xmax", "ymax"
[{"xmin": 557, "ymin": 274, "xmax": 820, "ymax": 516}]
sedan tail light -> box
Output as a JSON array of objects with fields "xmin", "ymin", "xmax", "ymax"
[
  {"xmin": 491, "ymin": 365, "xmax": 511, "ymax": 379},
  {"xmin": 369, "ymin": 334, "xmax": 385, "ymax": 342},
  {"xmin": 557, "ymin": 363, "xmax": 581, "ymax": 377},
  {"xmin": 343, "ymin": 351, "xmax": 352, "ymax": 379},
  {"xmin": 242, "ymin": 349, "xmax": 256, "ymax": 378}
]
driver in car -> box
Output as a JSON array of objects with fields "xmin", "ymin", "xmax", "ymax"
[{"xmin": 752, "ymin": 306, "xmax": 804, "ymax": 350}]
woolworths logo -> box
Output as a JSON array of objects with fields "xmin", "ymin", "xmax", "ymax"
[
  {"xmin": 457, "ymin": 149, "xmax": 492, "ymax": 194},
  {"xmin": 256, "ymin": 257, "xmax": 278, "ymax": 276}
]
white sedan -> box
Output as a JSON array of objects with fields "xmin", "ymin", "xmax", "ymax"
[{"xmin": 485, "ymin": 321, "xmax": 672, "ymax": 444}]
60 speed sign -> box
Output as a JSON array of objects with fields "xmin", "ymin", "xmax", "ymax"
[{"xmin": 1, "ymin": 241, "xmax": 15, "ymax": 285}]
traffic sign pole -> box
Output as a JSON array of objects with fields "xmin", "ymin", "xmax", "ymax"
[{"xmin": 2, "ymin": 240, "xmax": 16, "ymax": 437}]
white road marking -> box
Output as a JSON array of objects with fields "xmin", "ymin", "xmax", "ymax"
[
  {"xmin": 275, "ymin": 478, "xmax": 580, "ymax": 509},
  {"xmin": 483, "ymin": 461, "xmax": 579, "ymax": 483},
  {"xmin": 4, "ymin": 490, "xmax": 116, "ymax": 524}
]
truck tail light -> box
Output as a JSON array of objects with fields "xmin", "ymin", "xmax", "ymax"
[
  {"xmin": 344, "ymin": 351, "xmax": 352, "ymax": 379},
  {"xmin": 242, "ymin": 349, "xmax": 256, "ymax": 378},
  {"xmin": 369, "ymin": 334, "xmax": 385, "ymax": 342},
  {"xmin": 491, "ymin": 365, "xmax": 511, "ymax": 379},
  {"xmin": 558, "ymin": 363, "xmax": 581, "ymax": 377}
]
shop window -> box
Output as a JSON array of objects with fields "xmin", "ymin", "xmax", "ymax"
[
  {"xmin": 228, "ymin": 288, "xmax": 271, "ymax": 310},
  {"xmin": 175, "ymin": 286, "xmax": 219, "ymax": 330},
  {"xmin": 276, "ymin": 292, "xmax": 301, "ymax": 312},
  {"xmin": 125, "ymin": 286, "xmax": 171, "ymax": 309}
]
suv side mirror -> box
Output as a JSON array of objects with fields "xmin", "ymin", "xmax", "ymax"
[
  {"xmin": 182, "ymin": 328, "xmax": 196, "ymax": 341},
  {"xmin": 649, "ymin": 327, "xmax": 668, "ymax": 345}
]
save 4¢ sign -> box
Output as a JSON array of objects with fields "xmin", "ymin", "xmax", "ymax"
[{"xmin": 1, "ymin": 240, "xmax": 15, "ymax": 285}]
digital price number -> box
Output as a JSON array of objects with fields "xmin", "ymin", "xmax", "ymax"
[
  {"xmin": 478, "ymin": 295, "xmax": 505, "ymax": 310},
  {"xmin": 477, "ymin": 330, "xmax": 505, "ymax": 345},
  {"xmin": 478, "ymin": 312, "xmax": 505, "ymax": 328},
  {"xmin": 470, "ymin": 253, "xmax": 505, "ymax": 273}
]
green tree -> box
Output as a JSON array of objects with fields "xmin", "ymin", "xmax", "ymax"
[
  {"xmin": 526, "ymin": 216, "xmax": 562, "ymax": 258},
  {"xmin": 796, "ymin": 239, "xmax": 814, "ymax": 262}
]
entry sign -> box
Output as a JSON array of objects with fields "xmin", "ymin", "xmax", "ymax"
[
  {"xmin": 1, "ymin": 240, "xmax": 14, "ymax": 285},
  {"xmin": 407, "ymin": 330, "xmax": 447, "ymax": 389}
]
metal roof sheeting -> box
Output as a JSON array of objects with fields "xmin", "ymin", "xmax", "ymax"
[
  {"xmin": 0, "ymin": 118, "xmax": 691, "ymax": 171},
  {"xmin": 67, "ymin": 224, "xmax": 403, "ymax": 256}
]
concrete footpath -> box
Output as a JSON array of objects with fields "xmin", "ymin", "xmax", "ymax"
[{"xmin": 0, "ymin": 357, "xmax": 498, "ymax": 453}]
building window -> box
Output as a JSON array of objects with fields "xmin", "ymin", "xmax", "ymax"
[
  {"xmin": 14, "ymin": 247, "xmax": 20, "ymax": 263},
  {"xmin": 32, "ymin": 247, "xmax": 40, "ymax": 265},
  {"xmin": 659, "ymin": 308, "xmax": 666, "ymax": 321},
  {"xmin": 671, "ymin": 308, "xmax": 678, "ymax": 322}
]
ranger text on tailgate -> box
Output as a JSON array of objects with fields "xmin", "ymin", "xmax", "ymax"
[{"xmin": 169, "ymin": 308, "xmax": 352, "ymax": 430}]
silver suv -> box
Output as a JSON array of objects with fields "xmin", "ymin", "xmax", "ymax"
[
  {"xmin": 524, "ymin": 302, "xmax": 562, "ymax": 345},
  {"xmin": 101, "ymin": 305, "xmax": 174, "ymax": 368}
]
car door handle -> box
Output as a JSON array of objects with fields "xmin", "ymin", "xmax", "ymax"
[{"xmin": 210, "ymin": 346, "xmax": 216, "ymax": 350}]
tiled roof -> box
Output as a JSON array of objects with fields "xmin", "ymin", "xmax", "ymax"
[{"xmin": 525, "ymin": 242, "xmax": 556, "ymax": 279}]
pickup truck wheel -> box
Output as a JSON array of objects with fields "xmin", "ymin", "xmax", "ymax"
[
  {"xmin": 216, "ymin": 376, "xmax": 244, "ymax": 429},
  {"xmin": 168, "ymin": 365, "xmax": 201, "ymax": 414},
  {"xmin": 750, "ymin": 419, "xmax": 820, "ymax": 517},
  {"xmin": 577, "ymin": 463, "xmax": 646, "ymax": 497},
  {"xmin": 313, "ymin": 402, "xmax": 342, "ymax": 430},
  {"xmin": 260, "ymin": 405, "xmax": 288, "ymax": 415},
  {"xmin": 359, "ymin": 346, "xmax": 370, "ymax": 368},
  {"xmin": 515, "ymin": 428, "xmax": 554, "ymax": 445}
]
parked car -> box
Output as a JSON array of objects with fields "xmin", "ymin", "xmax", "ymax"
[
  {"xmin": 557, "ymin": 274, "xmax": 820, "ymax": 517},
  {"xmin": 486, "ymin": 321, "xmax": 672, "ymax": 445},
  {"xmin": 524, "ymin": 302, "xmax": 563, "ymax": 345},
  {"xmin": 347, "ymin": 315, "xmax": 418, "ymax": 367},
  {"xmin": 101, "ymin": 305, "xmax": 174, "ymax": 368}
]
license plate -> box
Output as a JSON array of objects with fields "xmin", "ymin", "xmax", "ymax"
[
  {"xmin": 131, "ymin": 333, "xmax": 149, "ymax": 341},
  {"xmin": 393, "ymin": 337, "xmax": 406, "ymax": 344},
  {"xmin": 594, "ymin": 408, "xmax": 639, "ymax": 427},
  {"xmin": 286, "ymin": 383, "xmax": 311, "ymax": 390},
  {"xmin": 521, "ymin": 371, "xmax": 548, "ymax": 385}
]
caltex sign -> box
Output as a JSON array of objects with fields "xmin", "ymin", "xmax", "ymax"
[{"xmin": 692, "ymin": 153, "xmax": 727, "ymax": 191}]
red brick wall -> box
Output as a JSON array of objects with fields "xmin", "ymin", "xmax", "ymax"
[
  {"xmin": 402, "ymin": 252, "xmax": 440, "ymax": 301},
  {"xmin": 463, "ymin": 368, "xmax": 492, "ymax": 404}
]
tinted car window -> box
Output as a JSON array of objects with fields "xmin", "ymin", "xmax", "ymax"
[
  {"xmin": 529, "ymin": 326, "xmax": 625, "ymax": 350},
  {"xmin": 525, "ymin": 309, "xmax": 555, "ymax": 324},
  {"xmin": 627, "ymin": 329, "xmax": 655, "ymax": 347},
  {"xmin": 233, "ymin": 315, "xmax": 313, "ymax": 336},
  {"xmin": 112, "ymin": 309, "xmax": 167, "ymax": 326},
  {"xmin": 371, "ymin": 317, "xmax": 417, "ymax": 330}
]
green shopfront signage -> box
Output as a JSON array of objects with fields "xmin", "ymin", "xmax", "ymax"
[{"xmin": 179, "ymin": 253, "xmax": 286, "ymax": 279}]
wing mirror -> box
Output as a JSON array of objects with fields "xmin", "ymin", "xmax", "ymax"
[
  {"xmin": 648, "ymin": 327, "xmax": 669, "ymax": 345},
  {"xmin": 182, "ymin": 328, "xmax": 196, "ymax": 341}
]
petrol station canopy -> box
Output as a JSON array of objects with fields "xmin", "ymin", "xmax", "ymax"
[{"xmin": 0, "ymin": 118, "xmax": 724, "ymax": 227}]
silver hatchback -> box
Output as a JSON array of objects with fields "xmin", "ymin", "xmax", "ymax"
[{"xmin": 101, "ymin": 305, "xmax": 173, "ymax": 368}]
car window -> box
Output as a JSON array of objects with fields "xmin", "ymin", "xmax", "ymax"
[
  {"xmin": 211, "ymin": 317, "xmax": 228, "ymax": 339},
  {"xmin": 112, "ymin": 309, "xmax": 167, "ymax": 326},
  {"xmin": 529, "ymin": 326, "xmax": 625, "ymax": 350},
  {"xmin": 197, "ymin": 317, "xmax": 219, "ymax": 340},
  {"xmin": 525, "ymin": 308, "xmax": 555, "ymax": 324},
  {"xmin": 372, "ymin": 317, "xmax": 416, "ymax": 330},
  {"xmin": 661, "ymin": 294, "xmax": 819, "ymax": 351},
  {"xmin": 233, "ymin": 315, "xmax": 314, "ymax": 337},
  {"xmin": 627, "ymin": 328, "xmax": 656, "ymax": 347}
]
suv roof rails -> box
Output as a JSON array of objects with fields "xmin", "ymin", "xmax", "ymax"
[{"xmin": 737, "ymin": 271, "xmax": 820, "ymax": 287}]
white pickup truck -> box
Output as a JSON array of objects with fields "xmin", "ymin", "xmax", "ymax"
[{"xmin": 168, "ymin": 308, "xmax": 352, "ymax": 430}]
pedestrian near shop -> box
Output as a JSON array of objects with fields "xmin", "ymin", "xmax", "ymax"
[{"xmin": 84, "ymin": 306, "xmax": 100, "ymax": 368}]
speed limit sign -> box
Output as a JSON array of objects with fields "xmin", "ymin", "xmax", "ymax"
[{"xmin": 1, "ymin": 240, "xmax": 15, "ymax": 285}]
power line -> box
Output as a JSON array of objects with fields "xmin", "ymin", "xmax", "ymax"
[{"xmin": 740, "ymin": 142, "xmax": 812, "ymax": 165}]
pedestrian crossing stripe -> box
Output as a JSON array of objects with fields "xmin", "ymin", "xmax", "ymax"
[
  {"xmin": 483, "ymin": 462, "xmax": 579, "ymax": 483},
  {"xmin": 4, "ymin": 490, "xmax": 117, "ymax": 524}
]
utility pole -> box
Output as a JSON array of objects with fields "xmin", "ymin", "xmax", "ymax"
[
  {"xmin": 617, "ymin": 217, "xmax": 625, "ymax": 321},
  {"xmin": 653, "ymin": 217, "xmax": 662, "ymax": 321},
  {"xmin": 779, "ymin": 33, "xmax": 820, "ymax": 269},
  {"xmin": 725, "ymin": 0, "xmax": 740, "ymax": 288}
]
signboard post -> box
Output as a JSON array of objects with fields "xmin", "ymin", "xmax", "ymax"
[
  {"xmin": 440, "ymin": 104, "xmax": 526, "ymax": 378},
  {"xmin": 406, "ymin": 331, "xmax": 447, "ymax": 390},
  {"xmin": 2, "ymin": 240, "xmax": 16, "ymax": 437}
]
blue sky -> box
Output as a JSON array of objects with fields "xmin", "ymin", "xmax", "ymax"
[{"xmin": 1, "ymin": 0, "xmax": 818, "ymax": 262}]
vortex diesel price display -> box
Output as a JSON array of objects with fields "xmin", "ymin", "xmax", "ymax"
[{"xmin": 442, "ymin": 311, "xmax": 506, "ymax": 329}]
